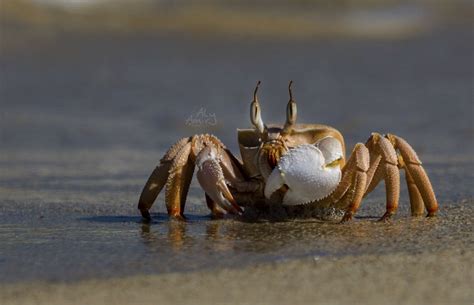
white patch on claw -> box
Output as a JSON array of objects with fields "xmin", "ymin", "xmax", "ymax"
[
  {"xmin": 316, "ymin": 136, "xmax": 343, "ymax": 164},
  {"xmin": 264, "ymin": 142, "xmax": 342, "ymax": 205}
]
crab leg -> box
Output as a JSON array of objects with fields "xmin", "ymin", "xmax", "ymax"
[
  {"xmin": 196, "ymin": 146, "xmax": 243, "ymax": 215},
  {"xmin": 332, "ymin": 143, "xmax": 370, "ymax": 222},
  {"xmin": 386, "ymin": 134, "xmax": 438, "ymax": 216},
  {"xmin": 138, "ymin": 137, "xmax": 191, "ymax": 220},
  {"xmin": 404, "ymin": 168, "xmax": 425, "ymax": 216},
  {"xmin": 164, "ymin": 141, "xmax": 195, "ymax": 220},
  {"xmin": 218, "ymin": 148, "xmax": 248, "ymax": 188},
  {"xmin": 206, "ymin": 144, "xmax": 263, "ymax": 208},
  {"xmin": 138, "ymin": 133, "xmax": 253, "ymax": 220},
  {"xmin": 364, "ymin": 133, "xmax": 401, "ymax": 221}
]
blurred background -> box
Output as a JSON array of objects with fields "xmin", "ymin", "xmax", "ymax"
[
  {"xmin": 0, "ymin": 0, "xmax": 473, "ymax": 284},
  {"xmin": 1, "ymin": 0, "xmax": 472, "ymax": 153}
]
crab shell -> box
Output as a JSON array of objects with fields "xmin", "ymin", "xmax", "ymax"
[{"xmin": 264, "ymin": 137, "xmax": 344, "ymax": 205}]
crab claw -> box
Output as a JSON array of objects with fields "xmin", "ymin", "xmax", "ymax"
[
  {"xmin": 264, "ymin": 142, "xmax": 342, "ymax": 205},
  {"xmin": 196, "ymin": 146, "xmax": 243, "ymax": 215}
]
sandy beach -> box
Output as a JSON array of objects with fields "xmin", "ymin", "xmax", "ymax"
[
  {"xmin": 0, "ymin": 4, "xmax": 473, "ymax": 303},
  {"xmin": 1, "ymin": 247, "xmax": 472, "ymax": 305}
]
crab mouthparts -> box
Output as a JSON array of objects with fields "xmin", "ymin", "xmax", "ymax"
[
  {"xmin": 264, "ymin": 144, "xmax": 342, "ymax": 206},
  {"xmin": 267, "ymin": 150, "xmax": 280, "ymax": 169},
  {"xmin": 265, "ymin": 144, "xmax": 287, "ymax": 170}
]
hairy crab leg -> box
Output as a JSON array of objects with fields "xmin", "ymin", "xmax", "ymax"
[
  {"xmin": 138, "ymin": 137, "xmax": 191, "ymax": 220},
  {"xmin": 386, "ymin": 134, "xmax": 438, "ymax": 216}
]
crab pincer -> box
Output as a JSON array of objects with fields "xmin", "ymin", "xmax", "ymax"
[
  {"xmin": 264, "ymin": 139, "xmax": 343, "ymax": 206},
  {"xmin": 196, "ymin": 146, "xmax": 243, "ymax": 215}
]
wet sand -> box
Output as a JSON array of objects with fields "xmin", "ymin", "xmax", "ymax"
[
  {"xmin": 0, "ymin": 24, "xmax": 473, "ymax": 304},
  {"xmin": 0, "ymin": 151, "xmax": 472, "ymax": 304},
  {"xmin": 1, "ymin": 247, "xmax": 472, "ymax": 305}
]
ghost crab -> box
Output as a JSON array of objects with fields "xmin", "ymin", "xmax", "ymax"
[{"xmin": 138, "ymin": 81, "xmax": 438, "ymax": 222}]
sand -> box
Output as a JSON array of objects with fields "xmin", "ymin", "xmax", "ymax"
[
  {"xmin": 1, "ymin": 17, "xmax": 473, "ymax": 305},
  {"xmin": 2, "ymin": 248, "xmax": 472, "ymax": 305}
]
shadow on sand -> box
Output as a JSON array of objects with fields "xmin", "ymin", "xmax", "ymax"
[{"xmin": 78, "ymin": 213, "xmax": 214, "ymax": 224}]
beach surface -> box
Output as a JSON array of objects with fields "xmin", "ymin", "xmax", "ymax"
[
  {"xmin": 2, "ymin": 247, "xmax": 472, "ymax": 305},
  {"xmin": 0, "ymin": 14, "xmax": 473, "ymax": 304}
]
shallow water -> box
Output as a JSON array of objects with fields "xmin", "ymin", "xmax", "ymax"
[{"xmin": 0, "ymin": 25, "xmax": 473, "ymax": 283}]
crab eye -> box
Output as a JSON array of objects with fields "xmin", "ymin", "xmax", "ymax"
[
  {"xmin": 286, "ymin": 100, "xmax": 297, "ymax": 125},
  {"xmin": 250, "ymin": 81, "xmax": 265, "ymax": 133},
  {"xmin": 283, "ymin": 80, "xmax": 297, "ymax": 134},
  {"xmin": 250, "ymin": 100, "xmax": 265, "ymax": 133},
  {"xmin": 250, "ymin": 102, "xmax": 260, "ymax": 126}
]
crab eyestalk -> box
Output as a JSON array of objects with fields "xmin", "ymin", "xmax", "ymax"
[
  {"xmin": 250, "ymin": 80, "xmax": 266, "ymax": 135},
  {"xmin": 282, "ymin": 80, "xmax": 297, "ymax": 135}
]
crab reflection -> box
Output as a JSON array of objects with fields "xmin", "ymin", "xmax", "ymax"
[{"xmin": 138, "ymin": 214, "xmax": 432, "ymax": 257}]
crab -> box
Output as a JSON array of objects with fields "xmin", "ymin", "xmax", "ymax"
[{"xmin": 138, "ymin": 81, "xmax": 438, "ymax": 222}]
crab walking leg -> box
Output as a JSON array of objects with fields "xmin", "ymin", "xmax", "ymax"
[
  {"xmin": 196, "ymin": 146, "xmax": 243, "ymax": 215},
  {"xmin": 364, "ymin": 157, "xmax": 401, "ymax": 220},
  {"xmin": 334, "ymin": 143, "xmax": 369, "ymax": 222},
  {"xmin": 328, "ymin": 158, "xmax": 356, "ymax": 205},
  {"xmin": 138, "ymin": 137, "xmax": 191, "ymax": 219},
  {"xmin": 363, "ymin": 153, "xmax": 382, "ymax": 194},
  {"xmin": 164, "ymin": 142, "xmax": 195, "ymax": 220},
  {"xmin": 138, "ymin": 163, "xmax": 171, "ymax": 219},
  {"xmin": 405, "ymin": 169, "xmax": 425, "ymax": 216},
  {"xmin": 362, "ymin": 133, "xmax": 401, "ymax": 221},
  {"xmin": 218, "ymin": 148, "xmax": 248, "ymax": 187},
  {"xmin": 380, "ymin": 162, "xmax": 401, "ymax": 221},
  {"xmin": 219, "ymin": 149, "xmax": 263, "ymax": 195},
  {"xmin": 392, "ymin": 153, "xmax": 425, "ymax": 216},
  {"xmin": 386, "ymin": 134, "xmax": 438, "ymax": 216}
]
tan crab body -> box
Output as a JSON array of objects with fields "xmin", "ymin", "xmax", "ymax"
[{"xmin": 138, "ymin": 81, "xmax": 438, "ymax": 222}]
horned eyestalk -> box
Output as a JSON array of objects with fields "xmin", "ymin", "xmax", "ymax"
[
  {"xmin": 283, "ymin": 80, "xmax": 297, "ymax": 134},
  {"xmin": 250, "ymin": 80, "xmax": 266, "ymax": 134}
]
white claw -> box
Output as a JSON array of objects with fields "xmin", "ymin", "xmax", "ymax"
[
  {"xmin": 317, "ymin": 136, "xmax": 344, "ymax": 164},
  {"xmin": 264, "ymin": 167, "xmax": 285, "ymax": 199},
  {"xmin": 264, "ymin": 143, "xmax": 342, "ymax": 205}
]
